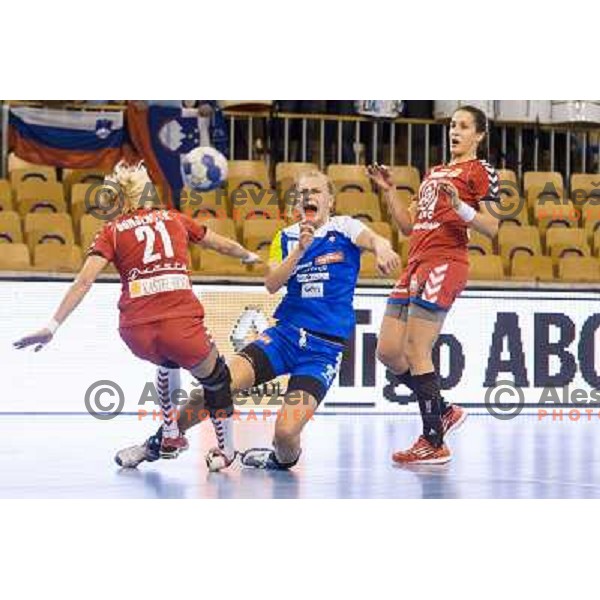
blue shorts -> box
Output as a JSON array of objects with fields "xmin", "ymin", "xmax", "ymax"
[{"xmin": 238, "ymin": 322, "xmax": 345, "ymax": 403}]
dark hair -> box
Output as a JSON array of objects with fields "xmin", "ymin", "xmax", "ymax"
[{"xmin": 453, "ymin": 104, "xmax": 489, "ymax": 158}]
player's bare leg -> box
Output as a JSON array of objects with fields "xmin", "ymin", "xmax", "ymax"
[{"xmin": 241, "ymin": 390, "xmax": 317, "ymax": 470}]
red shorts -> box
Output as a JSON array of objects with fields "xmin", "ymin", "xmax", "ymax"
[
  {"xmin": 388, "ymin": 259, "xmax": 468, "ymax": 311},
  {"xmin": 119, "ymin": 316, "xmax": 214, "ymax": 369}
]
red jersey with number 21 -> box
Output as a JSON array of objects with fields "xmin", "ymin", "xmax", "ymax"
[
  {"xmin": 88, "ymin": 208, "xmax": 206, "ymax": 328},
  {"xmin": 408, "ymin": 159, "xmax": 499, "ymax": 265}
]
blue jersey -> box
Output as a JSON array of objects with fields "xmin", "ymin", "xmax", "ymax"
[{"xmin": 269, "ymin": 216, "xmax": 366, "ymax": 340}]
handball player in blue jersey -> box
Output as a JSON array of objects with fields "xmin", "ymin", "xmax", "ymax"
[{"xmin": 116, "ymin": 170, "xmax": 399, "ymax": 470}]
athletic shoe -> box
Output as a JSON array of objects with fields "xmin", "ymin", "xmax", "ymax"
[
  {"xmin": 205, "ymin": 447, "xmax": 237, "ymax": 472},
  {"xmin": 441, "ymin": 404, "xmax": 468, "ymax": 437},
  {"xmin": 114, "ymin": 429, "xmax": 162, "ymax": 468},
  {"xmin": 160, "ymin": 434, "xmax": 189, "ymax": 459},
  {"xmin": 392, "ymin": 435, "xmax": 451, "ymax": 465},
  {"xmin": 240, "ymin": 448, "xmax": 295, "ymax": 470}
]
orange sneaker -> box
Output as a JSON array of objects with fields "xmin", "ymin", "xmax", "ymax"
[
  {"xmin": 441, "ymin": 404, "xmax": 467, "ymax": 437},
  {"xmin": 392, "ymin": 435, "xmax": 451, "ymax": 465}
]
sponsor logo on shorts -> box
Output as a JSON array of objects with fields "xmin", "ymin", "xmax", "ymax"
[
  {"xmin": 129, "ymin": 274, "xmax": 191, "ymax": 298},
  {"xmin": 315, "ymin": 251, "xmax": 344, "ymax": 266},
  {"xmin": 301, "ymin": 282, "xmax": 324, "ymax": 298}
]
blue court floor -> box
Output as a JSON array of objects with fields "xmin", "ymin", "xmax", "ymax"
[{"xmin": 1, "ymin": 413, "xmax": 599, "ymax": 499}]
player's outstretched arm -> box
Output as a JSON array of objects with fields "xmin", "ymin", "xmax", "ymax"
[
  {"xmin": 356, "ymin": 228, "xmax": 401, "ymax": 277},
  {"xmin": 13, "ymin": 255, "xmax": 108, "ymax": 352},
  {"xmin": 199, "ymin": 229, "xmax": 260, "ymax": 264},
  {"xmin": 367, "ymin": 164, "xmax": 413, "ymax": 236}
]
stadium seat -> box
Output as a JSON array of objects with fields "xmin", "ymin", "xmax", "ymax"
[
  {"xmin": 180, "ymin": 188, "xmax": 229, "ymax": 219},
  {"xmin": 326, "ymin": 164, "xmax": 372, "ymax": 193},
  {"xmin": 335, "ymin": 192, "xmax": 382, "ymax": 222},
  {"xmin": 196, "ymin": 249, "xmax": 250, "ymax": 276},
  {"xmin": 570, "ymin": 173, "xmax": 600, "ymax": 202},
  {"xmin": 230, "ymin": 189, "xmax": 281, "ymax": 222},
  {"xmin": 468, "ymin": 255, "xmax": 504, "ymax": 280},
  {"xmin": 0, "ymin": 211, "xmax": 23, "ymax": 243},
  {"xmin": 359, "ymin": 252, "xmax": 400, "ymax": 279},
  {"xmin": 10, "ymin": 166, "xmax": 57, "ymax": 187},
  {"xmin": 359, "ymin": 253, "xmax": 380, "ymax": 278},
  {"xmin": 498, "ymin": 226, "xmax": 541, "ymax": 268},
  {"xmin": 557, "ymin": 256, "xmax": 600, "ymax": 282},
  {"xmin": 202, "ymin": 218, "xmax": 238, "ymax": 241},
  {"xmin": 546, "ymin": 228, "xmax": 590, "ymax": 259},
  {"xmin": 367, "ymin": 221, "xmax": 394, "ymax": 246},
  {"xmin": 389, "ymin": 166, "xmax": 420, "ymax": 194},
  {"xmin": 498, "ymin": 169, "xmax": 518, "ymax": 185},
  {"xmin": 34, "ymin": 244, "xmax": 83, "ymax": 272},
  {"xmin": 71, "ymin": 183, "xmax": 96, "ymax": 226},
  {"xmin": 523, "ymin": 171, "xmax": 564, "ymax": 196},
  {"xmin": 526, "ymin": 184, "xmax": 564, "ymax": 211},
  {"xmin": 0, "ymin": 180, "xmax": 13, "ymax": 212},
  {"xmin": 511, "ymin": 255, "xmax": 554, "ymax": 281},
  {"xmin": 275, "ymin": 162, "xmax": 319, "ymax": 182},
  {"xmin": 24, "ymin": 213, "xmax": 75, "ymax": 252},
  {"xmin": 227, "ymin": 161, "xmax": 270, "ymax": 189},
  {"xmin": 15, "ymin": 181, "xmax": 66, "ymax": 216},
  {"xmin": 534, "ymin": 200, "xmax": 578, "ymax": 233},
  {"xmin": 79, "ymin": 214, "xmax": 104, "ymax": 250},
  {"xmin": 593, "ymin": 229, "xmax": 600, "ymax": 256},
  {"xmin": 62, "ymin": 168, "xmax": 107, "ymax": 199},
  {"xmin": 468, "ymin": 231, "xmax": 494, "ymax": 256},
  {"xmin": 582, "ymin": 203, "xmax": 600, "ymax": 240},
  {"xmin": 496, "ymin": 197, "xmax": 530, "ymax": 227},
  {"xmin": 242, "ymin": 219, "xmax": 285, "ymax": 250},
  {"xmin": 0, "ymin": 243, "xmax": 30, "ymax": 270}
]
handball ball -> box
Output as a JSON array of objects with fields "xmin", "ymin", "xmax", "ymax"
[{"xmin": 181, "ymin": 146, "xmax": 228, "ymax": 192}]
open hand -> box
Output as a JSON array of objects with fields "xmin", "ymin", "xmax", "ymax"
[
  {"xmin": 14, "ymin": 328, "xmax": 54, "ymax": 352},
  {"xmin": 367, "ymin": 163, "xmax": 394, "ymax": 192}
]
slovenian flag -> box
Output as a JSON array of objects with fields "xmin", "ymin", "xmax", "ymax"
[{"xmin": 9, "ymin": 105, "xmax": 125, "ymax": 169}]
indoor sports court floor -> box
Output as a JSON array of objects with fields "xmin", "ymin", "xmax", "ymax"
[{"xmin": 1, "ymin": 413, "xmax": 599, "ymax": 499}]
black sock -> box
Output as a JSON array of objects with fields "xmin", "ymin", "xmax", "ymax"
[
  {"xmin": 396, "ymin": 369, "xmax": 450, "ymax": 414},
  {"xmin": 410, "ymin": 371, "xmax": 444, "ymax": 447}
]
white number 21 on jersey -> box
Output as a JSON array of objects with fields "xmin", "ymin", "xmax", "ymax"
[{"xmin": 135, "ymin": 221, "xmax": 175, "ymax": 264}]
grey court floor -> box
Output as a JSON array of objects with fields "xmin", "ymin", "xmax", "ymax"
[{"xmin": 0, "ymin": 413, "xmax": 598, "ymax": 499}]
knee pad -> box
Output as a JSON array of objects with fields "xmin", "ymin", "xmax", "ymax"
[{"xmin": 198, "ymin": 355, "xmax": 233, "ymax": 417}]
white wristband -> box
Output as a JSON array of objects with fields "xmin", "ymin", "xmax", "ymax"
[
  {"xmin": 456, "ymin": 201, "xmax": 476, "ymax": 223},
  {"xmin": 47, "ymin": 319, "xmax": 60, "ymax": 335}
]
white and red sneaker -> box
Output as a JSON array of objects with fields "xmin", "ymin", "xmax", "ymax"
[
  {"xmin": 441, "ymin": 404, "xmax": 468, "ymax": 437},
  {"xmin": 392, "ymin": 435, "xmax": 451, "ymax": 465},
  {"xmin": 160, "ymin": 435, "xmax": 189, "ymax": 459}
]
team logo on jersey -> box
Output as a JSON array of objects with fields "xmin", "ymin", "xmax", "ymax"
[
  {"xmin": 301, "ymin": 282, "xmax": 324, "ymax": 298},
  {"xmin": 315, "ymin": 251, "xmax": 344, "ymax": 266}
]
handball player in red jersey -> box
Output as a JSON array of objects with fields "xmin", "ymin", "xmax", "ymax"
[
  {"xmin": 14, "ymin": 162, "xmax": 260, "ymax": 465},
  {"xmin": 369, "ymin": 105, "xmax": 501, "ymax": 464}
]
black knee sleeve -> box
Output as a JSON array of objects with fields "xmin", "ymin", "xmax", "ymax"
[{"xmin": 199, "ymin": 356, "xmax": 233, "ymax": 417}]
